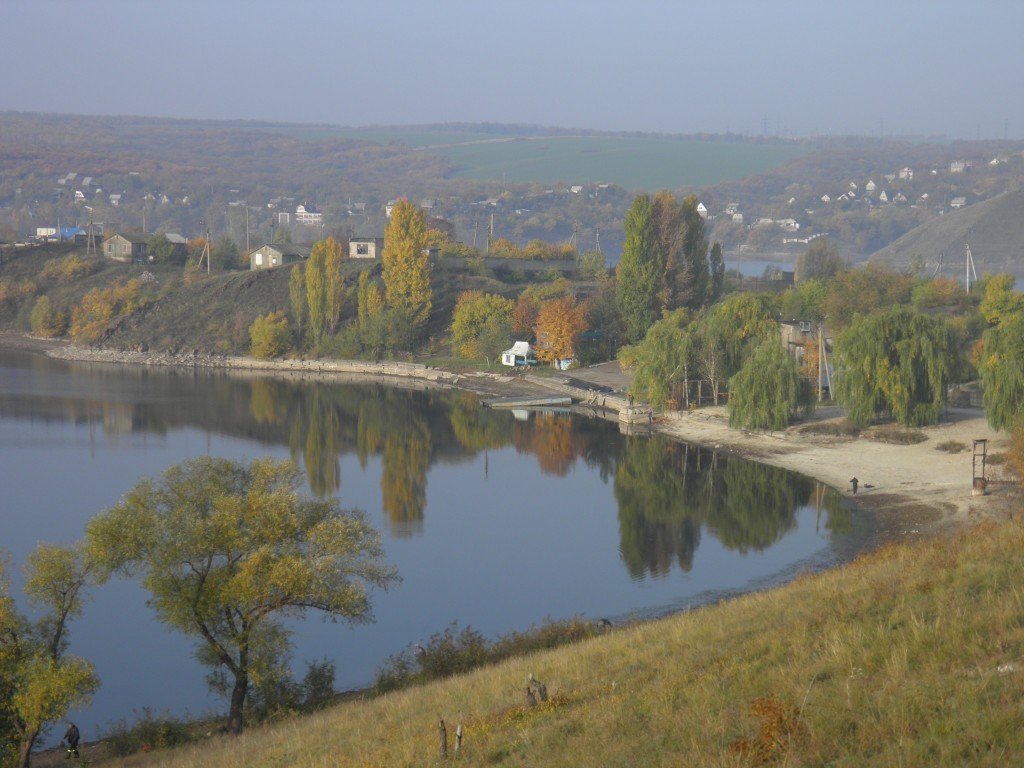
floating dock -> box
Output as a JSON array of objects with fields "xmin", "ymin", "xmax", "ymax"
[{"xmin": 482, "ymin": 395, "xmax": 573, "ymax": 409}]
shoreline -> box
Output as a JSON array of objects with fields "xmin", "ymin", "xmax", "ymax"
[{"xmin": 18, "ymin": 332, "xmax": 1014, "ymax": 534}]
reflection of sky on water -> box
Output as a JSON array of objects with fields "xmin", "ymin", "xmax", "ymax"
[{"xmin": 0, "ymin": 349, "xmax": 867, "ymax": 739}]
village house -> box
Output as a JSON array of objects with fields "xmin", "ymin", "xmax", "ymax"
[
  {"xmin": 950, "ymin": 196, "xmax": 967, "ymax": 209},
  {"xmin": 899, "ymin": 167, "xmax": 914, "ymax": 180},
  {"xmin": 865, "ymin": 180, "xmax": 876, "ymax": 192},
  {"xmin": 501, "ymin": 341, "xmax": 536, "ymax": 368},
  {"xmin": 696, "ymin": 202, "xmax": 708, "ymax": 219},
  {"xmin": 349, "ymin": 237, "xmax": 385, "ymax": 259},
  {"xmin": 950, "ymin": 161, "xmax": 966, "ymax": 173},
  {"xmin": 103, "ymin": 232, "xmax": 151, "ymax": 262},
  {"xmin": 249, "ymin": 243, "xmax": 311, "ymax": 270}
]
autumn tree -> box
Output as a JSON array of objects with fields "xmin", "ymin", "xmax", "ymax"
[
  {"xmin": 29, "ymin": 296, "xmax": 67, "ymax": 338},
  {"xmin": 833, "ymin": 306, "xmax": 959, "ymax": 427},
  {"xmin": 728, "ymin": 339, "xmax": 814, "ymax": 430},
  {"xmin": 306, "ymin": 240, "xmax": 327, "ymax": 343},
  {"xmin": 794, "ymin": 237, "xmax": 844, "ymax": 282},
  {"xmin": 323, "ymin": 237, "xmax": 345, "ymax": 335},
  {"xmin": 249, "ymin": 311, "xmax": 291, "ymax": 359},
  {"xmin": 823, "ymin": 264, "xmax": 915, "ymax": 328},
  {"xmin": 356, "ymin": 269, "xmax": 384, "ymax": 330},
  {"xmin": 382, "ymin": 200, "xmax": 431, "ymax": 333},
  {"xmin": 535, "ymin": 296, "xmax": 588, "ymax": 366},
  {"xmin": 978, "ymin": 274, "xmax": 1024, "ymax": 326},
  {"xmin": 288, "ymin": 264, "xmax": 305, "ymax": 335},
  {"xmin": 616, "ymin": 194, "xmax": 660, "ymax": 343},
  {"xmin": 450, "ymin": 291, "xmax": 514, "ymax": 361},
  {"xmin": 652, "ymin": 191, "xmax": 683, "ymax": 311},
  {"xmin": 86, "ymin": 457, "xmax": 398, "ymax": 734},
  {"xmin": 0, "ymin": 546, "xmax": 99, "ymax": 768}
]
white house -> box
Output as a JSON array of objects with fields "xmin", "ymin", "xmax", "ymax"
[
  {"xmin": 696, "ymin": 202, "xmax": 708, "ymax": 219},
  {"xmin": 295, "ymin": 204, "xmax": 322, "ymax": 226},
  {"xmin": 501, "ymin": 341, "xmax": 536, "ymax": 367},
  {"xmin": 879, "ymin": 190, "xmax": 889, "ymax": 203},
  {"xmin": 950, "ymin": 161, "xmax": 966, "ymax": 173},
  {"xmin": 899, "ymin": 167, "xmax": 914, "ymax": 180},
  {"xmin": 731, "ymin": 212, "xmax": 744, "ymax": 223},
  {"xmin": 820, "ymin": 194, "xmax": 831, "ymax": 203},
  {"xmin": 865, "ymin": 180, "xmax": 876, "ymax": 192},
  {"xmin": 950, "ymin": 196, "xmax": 967, "ymax": 209},
  {"xmin": 777, "ymin": 218, "xmax": 800, "ymax": 232}
]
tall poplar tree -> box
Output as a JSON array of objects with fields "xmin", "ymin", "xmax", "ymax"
[
  {"xmin": 323, "ymin": 236, "xmax": 345, "ymax": 334},
  {"xmin": 306, "ymin": 240, "xmax": 327, "ymax": 343},
  {"xmin": 616, "ymin": 194, "xmax": 660, "ymax": 343},
  {"xmin": 678, "ymin": 194, "xmax": 710, "ymax": 310},
  {"xmin": 382, "ymin": 200, "xmax": 432, "ymax": 332},
  {"xmin": 708, "ymin": 241, "xmax": 725, "ymax": 304},
  {"xmin": 652, "ymin": 190, "xmax": 683, "ymax": 312},
  {"xmin": 289, "ymin": 264, "xmax": 305, "ymax": 335}
]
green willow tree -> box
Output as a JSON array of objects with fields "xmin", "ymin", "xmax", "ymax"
[
  {"xmin": 979, "ymin": 311, "xmax": 1024, "ymax": 431},
  {"xmin": 707, "ymin": 241, "xmax": 725, "ymax": 304},
  {"xmin": 382, "ymin": 200, "xmax": 431, "ymax": 333},
  {"xmin": 616, "ymin": 194, "xmax": 660, "ymax": 343},
  {"xmin": 728, "ymin": 339, "xmax": 813, "ymax": 430},
  {"xmin": 619, "ymin": 309, "xmax": 695, "ymax": 409},
  {"xmin": 1, "ymin": 546, "xmax": 98, "ymax": 768},
  {"xmin": 833, "ymin": 306, "xmax": 958, "ymax": 427},
  {"xmin": 323, "ymin": 237, "xmax": 345, "ymax": 335},
  {"xmin": 652, "ymin": 190, "xmax": 684, "ymax": 311},
  {"xmin": 85, "ymin": 458, "xmax": 398, "ymax": 735}
]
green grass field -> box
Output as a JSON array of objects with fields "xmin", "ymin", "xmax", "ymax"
[
  {"xmin": 441, "ymin": 135, "xmax": 807, "ymax": 190},
  {"xmin": 297, "ymin": 126, "xmax": 809, "ymax": 190}
]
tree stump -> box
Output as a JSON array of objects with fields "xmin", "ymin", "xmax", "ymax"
[{"xmin": 438, "ymin": 718, "xmax": 448, "ymax": 759}]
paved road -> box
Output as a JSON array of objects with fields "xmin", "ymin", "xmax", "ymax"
[{"xmin": 565, "ymin": 360, "xmax": 632, "ymax": 392}]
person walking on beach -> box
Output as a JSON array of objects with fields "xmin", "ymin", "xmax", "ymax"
[
  {"xmin": 850, "ymin": 477, "xmax": 859, "ymax": 495},
  {"xmin": 62, "ymin": 721, "xmax": 80, "ymax": 760}
]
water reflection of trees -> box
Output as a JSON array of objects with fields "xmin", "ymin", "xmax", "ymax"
[
  {"xmin": 2, "ymin": 354, "xmax": 849, "ymax": 563},
  {"xmin": 614, "ymin": 435, "xmax": 845, "ymax": 579}
]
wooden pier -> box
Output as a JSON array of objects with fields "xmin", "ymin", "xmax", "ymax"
[{"xmin": 482, "ymin": 395, "xmax": 573, "ymax": 409}]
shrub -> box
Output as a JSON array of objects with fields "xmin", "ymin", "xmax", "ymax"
[
  {"xmin": 249, "ymin": 311, "xmax": 291, "ymax": 359},
  {"xmin": 70, "ymin": 279, "xmax": 145, "ymax": 342},
  {"xmin": 40, "ymin": 254, "xmax": 100, "ymax": 282},
  {"xmin": 375, "ymin": 617, "xmax": 601, "ymax": 693},
  {"xmin": 29, "ymin": 295, "xmax": 68, "ymax": 337},
  {"xmin": 934, "ymin": 440, "xmax": 968, "ymax": 453},
  {"xmin": 867, "ymin": 424, "xmax": 928, "ymax": 444},
  {"xmin": 798, "ymin": 419, "xmax": 861, "ymax": 437},
  {"xmin": 102, "ymin": 708, "xmax": 195, "ymax": 757}
]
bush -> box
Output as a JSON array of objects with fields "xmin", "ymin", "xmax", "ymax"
[
  {"xmin": 29, "ymin": 295, "xmax": 68, "ymax": 337},
  {"xmin": 40, "ymin": 254, "xmax": 100, "ymax": 282},
  {"xmin": 249, "ymin": 311, "xmax": 291, "ymax": 359},
  {"xmin": 798, "ymin": 419, "xmax": 861, "ymax": 437},
  {"xmin": 867, "ymin": 424, "xmax": 928, "ymax": 444},
  {"xmin": 375, "ymin": 617, "xmax": 602, "ymax": 693},
  {"xmin": 934, "ymin": 440, "xmax": 968, "ymax": 453},
  {"xmin": 102, "ymin": 708, "xmax": 196, "ymax": 757}
]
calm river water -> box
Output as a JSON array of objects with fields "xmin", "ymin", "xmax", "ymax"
[{"xmin": 0, "ymin": 349, "xmax": 872, "ymax": 737}]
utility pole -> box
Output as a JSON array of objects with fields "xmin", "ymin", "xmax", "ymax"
[
  {"xmin": 245, "ymin": 206, "xmax": 250, "ymax": 253},
  {"xmin": 486, "ymin": 213, "xmax": 494, "ymax": 254},
  {"xmin": 472, "ymin": 217, "xmax": 479, "ymax": 249},
  {"xmin": 595, "ymin": 226, "xmax": 602, "ymax": 255},
  {"xmin": 964, "ymin": 243, "xmax": 977, "ymax": 293},
  {"xmin": 84, "ymin": 206, "xmax": 96, "ymax": 256}
]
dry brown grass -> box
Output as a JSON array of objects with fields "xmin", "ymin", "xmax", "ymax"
[{"xmin": 95, "ymin": 520, "xmax": 1024, "ymax": 767}]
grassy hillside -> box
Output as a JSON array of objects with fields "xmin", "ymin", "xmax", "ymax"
[
  {"xmin": 870, "ymin": 190, "xmax": 1024, "ymax": 278},
  {"xmin": 97, "ymin": 518, "xmax": 1024, "ymax": 767}
]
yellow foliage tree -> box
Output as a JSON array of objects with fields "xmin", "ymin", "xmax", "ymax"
[
  {"xmin": 249, "ymin": 311, "xmax": 291, "ymax": 359},
  {"xmin": 70, "ymin": 279, "xmax": 144, "ymax": 343},
  {"xmin": 382, "ymin": 200, "xmax": 431, "ymax": 331},
  {"xmin": 450, "ymin": 291, "xmax": 514, "ymax": 360},
  {"xmin": 534, "ymin": 296, "xmax": 588, "ymax": 366}
]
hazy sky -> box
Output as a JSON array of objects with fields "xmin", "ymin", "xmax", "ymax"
[{"xmin": 2, "ymin": 0, "xmax": 1021, "ymax": 138}]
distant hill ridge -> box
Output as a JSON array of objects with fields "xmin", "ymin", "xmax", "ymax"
[{"xmin": 870, "ymin": 190, "xmax": 1024, "ymax": 278}]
